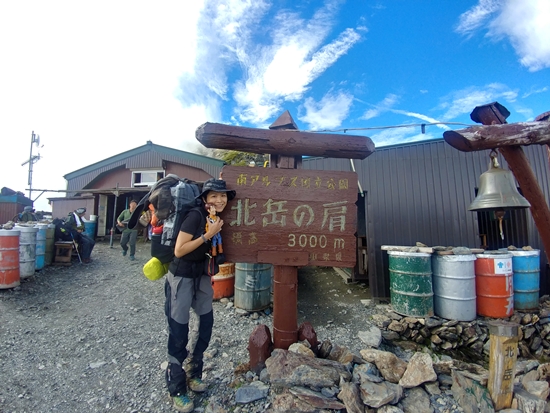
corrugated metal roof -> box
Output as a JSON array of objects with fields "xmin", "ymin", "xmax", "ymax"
[
  {"xmin": 64, "ymin": 142, "xmax": 226, "ymax": 192},
  {"xmin": 64, "ymin": 141, "xmax": 225, "ymax": 180}
]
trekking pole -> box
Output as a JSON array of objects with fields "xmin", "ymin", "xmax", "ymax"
[{"xmin": 70, "ymin": 233, "xmax": 83, "ymax": 264}]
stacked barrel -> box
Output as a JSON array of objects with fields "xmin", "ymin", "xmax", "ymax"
[
  {"xmin": 386, "ymin": 247, "xmax": 540, "ymax": 321},
  {"xmin": 0, "ymin": 222, "xmax": 66, "ymax": 289}
]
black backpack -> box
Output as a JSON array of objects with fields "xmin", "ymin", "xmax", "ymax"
[
  {"xmin": 52, "ymin": 218, "xmax": 73, "ymax": 242},
  {"xmin": 128, "ymin": 174, "xmax": 203, "ymax": 263}
]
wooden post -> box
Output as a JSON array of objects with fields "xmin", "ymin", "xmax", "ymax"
[
  {"xmin": 196, "ymin": 112, "xmax": 374, "ymax": 351},
  {"xmin": 487, "ymin": 321, "xmax": 519, "ymax": 410}
]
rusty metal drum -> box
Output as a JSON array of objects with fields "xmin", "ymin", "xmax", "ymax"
[
  {"xmin": 475, "ymin": 252, "xmax": 513, "ymax": 318},
  {"xmin": 432, "ymin": 254, "xmax": 477, "ymax": 321},
  {"xmin": 234, "ymin": 263, "xmax": 272, "ymax": 311},
  {"xmin": 0, "ymin": 229, "xmax": 20, "ymax": 289},
  {"xmin": 388, "ymin": 251, "xmax": 434, "ymax": 317},
  {"xmin": 17, "ymin": 226, "xmax": 38, "ymax": 279}
]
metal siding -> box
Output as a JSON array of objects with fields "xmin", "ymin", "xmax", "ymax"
[{"xmin": 303, "ymin": 140, "xmax": 550, "ymax": 299}]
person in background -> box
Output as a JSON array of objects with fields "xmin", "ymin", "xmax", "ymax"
[
  {"xmin": 66, "ymin": 207, "xmax": 95, "ymax": 264},
  {"xmin": 18, "ymin": 206, "xmax": 37, "ymax": 222},
  {"xmin": 164, "ymin": 178, "xmax": 235, "ymax": 413},
  {"xmin": 117, "ymin": 199, "xmax": 138, "ymax": 261}
]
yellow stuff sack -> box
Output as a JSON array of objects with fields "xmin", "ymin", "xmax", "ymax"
[{"xmin": 143, "ymin": 257, "xmax": 169, "ymax": 281}]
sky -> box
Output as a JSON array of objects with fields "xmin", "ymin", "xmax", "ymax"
[{"xmin": 1, "ymin": 0, "xmax": 549, "ymax": 212}]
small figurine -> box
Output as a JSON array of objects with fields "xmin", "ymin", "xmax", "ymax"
[{"xmin": 205, "ymin": 203, "xmax": 223, "ymax": 256}]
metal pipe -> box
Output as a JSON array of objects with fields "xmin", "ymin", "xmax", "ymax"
[{"xmin": 272, "ymin": 265, "xmax": 298, "ymax": 349}]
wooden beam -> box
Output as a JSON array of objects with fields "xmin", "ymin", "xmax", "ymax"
[
  {"xmin": 443, "ymin": 122, "xmax": 550, "ymax": 152},
  {"xmin": 195, "ymin": 122, "xmax": 375, "ymax": 160},
  {"xmin": 499, "ymin": 146, "xmax": 550, "ymax": 263}
]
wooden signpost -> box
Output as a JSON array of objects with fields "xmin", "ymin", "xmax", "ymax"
[
  {"xmin": 196, "ymin": 112, "xmax": 374, "ymax": 350},
  {"xmin": 220, "ymin": 166, "xmax": 358, "ymax": 268}
]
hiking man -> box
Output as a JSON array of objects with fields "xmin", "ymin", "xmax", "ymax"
[
  {"xmin": 18, "ymin": 206, "xmax": 37, "ymax": 222},
  {"xmin": 117, "ymin": 199, "xmax": 138, "ymax": 261},
  {"xmin": 66, "ymin": 207, "xmax": 95, "ymax": 264}
]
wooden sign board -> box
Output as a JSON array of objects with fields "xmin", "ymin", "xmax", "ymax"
[{"xmin": 220, "ymin": 166, "xmax": 358, "ymax": 267}]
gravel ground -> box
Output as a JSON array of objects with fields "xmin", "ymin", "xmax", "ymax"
[{"xmin": 0, "ymin": 239, "xmax": 377, "ymax": 413}]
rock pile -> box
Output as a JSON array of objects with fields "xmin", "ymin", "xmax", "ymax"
[
  {"xmin": 231, "ymin": 324, "xmax": 550, "ymax": 413},
  {"xmin": 369, "ymin": 297, "xmax": 550, "ymax": 363}
]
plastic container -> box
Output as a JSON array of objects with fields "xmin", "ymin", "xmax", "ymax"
[
  {"xmin": 35, "ymin": 224, "xmax": 48, "ymax": 270},
  {"xmin": 212, "ymin": 263, "xmax": 235, "ymax": 300},
  {"xmin": 509, "ymin": 250, "xmax": 540, "ymax": 311}
]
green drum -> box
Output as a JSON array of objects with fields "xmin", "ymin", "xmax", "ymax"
[{"xmin": 388, "ymin": 251, "xmax": 434, "ymax": 317}]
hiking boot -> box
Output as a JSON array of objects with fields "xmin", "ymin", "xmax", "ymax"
[
  {"xmin": 129, "ymin": 255, "xmax": 135, "ymax": 261},
  {"xmin": 171, "ymin": 393, "xmax": 193, "ymax": 413},
  {"xmin": 188, "ymin": 377, "xmax": 207, "ymax": 392},
  {"xmin": 122, "ymin": 250, "xmax": 127, "ymax": 256}
]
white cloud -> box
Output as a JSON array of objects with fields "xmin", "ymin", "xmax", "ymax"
[
  {"xmin": 187, "ymin": 0, "xmax": 363, "ymax": 126},
  {"xmin": 391, "ymin": 110, "xmax": 451, "ymax": 131},
  {"xmin": 299, "ymin": 91, "xmax": 354, "ymax": 130},
  {"xmin": 361, "ymin": 94, "xmax": 400, "ymax": 120},
  {"xmin": 489, "ymin": 0, "xmax": 550, "ymax": 71},
  {"xmin": 522, "ymin": 86, "xmax": 549, "ymax": 99},
  {"xmin": 455, "ymin": 0, "xmax": 500, "ymax": 36},
  {"xmin": 456, "ymin": 0, "xmax": 550, "ymax": 71},
  {"xmin": 438, "ymin": 84, "xmax": 518, "ymax": 120},
  {"xmin": 369, "ymin": 127, "xmax": 438, "ymax": 148}
]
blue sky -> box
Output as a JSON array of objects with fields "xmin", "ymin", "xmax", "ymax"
[{"xmin": 1, "ymin": 0, "xmax": 548, "ymax": 212}]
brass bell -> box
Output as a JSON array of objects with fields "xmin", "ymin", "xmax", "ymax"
[{"xmin": 469, "ymin": 152, "xmax": 531, "ymax": 211}]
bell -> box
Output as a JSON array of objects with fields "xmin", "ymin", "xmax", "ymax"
[{"xmin": 469, "ymin": 153, "xmax": 531, "ymax": 211}]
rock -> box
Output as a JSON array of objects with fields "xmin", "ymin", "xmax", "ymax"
[
  {"xmin": 289, "ymin": 386, "xmax": 346, "ymax": 410},
  {"xmin": 523, "ymin": 380, "xmax": 550, "ymax": 400},
  {"xmin": 399, "ymin": 352, "xmax": 437, "ymax": 388},
  {"xmin": 327, "ymin": 344, "xmax": 354, "ymax": 364},
  {"xmin": 297, "ymin": 322, "xmax": 319, "ymax": 351},
  {"xmin": 360, "ymin": 349, "xmax": 407, "ymax": 383},
  {"xmin": 451, "ymin": 370, "xmax": 494, "ymax": 413},
  {"xmin": 288, "ymin": 343, "xmax": 315, "ymax": 357},
  {"xmin": 514, "ymin": 387, "xmax": 546, "ymax": 413},
  {"xmin": 353, "ymin": 362, "xmax": 383, "ymax": 383},
  {"xmin": 359, "ymin": 380, "xmax": 402, "ymax": 408},
  {"xmin": 358, "ymin": 325, "xmax": 382, "ymax": 348},
  {"xmin": 378, "ymin": 406, "xmax": 404, "ymax": 413},
  {"xmin": 235, "ymin": 381, "xmax": 270, "ymax": 404},
  {"xmin": 401, "ymin": 387, "xmax": 433, "ymax": 413},
  {"xmin": 337, "ymin": 382, "xmax": 365, "ymax": 413},
  {"xmin": 248, "ymin": 324, "xmax": 273, "ymax": 375},
  {"xmin": 318, "ymin": 339, "xmax": 332, "ymax": 359},
  {"xmin": 265, "ymin": 349, "xmax": 350, "ymax": 388}
]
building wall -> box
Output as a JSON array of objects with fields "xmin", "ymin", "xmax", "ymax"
[
  {"xmin": 0, "ymin": 194, "xmax": 33, "ymax": 224},
  {"xmin": 303, "ymin": 139, "xmax": 550, "ymax": 299},
  {"xmin": 165, "ymin": 162, "xmax": 216, "ymax": 181},
  {"xmin": 49, "ymin": 197, "xmax": 96, "ymax": 220}
]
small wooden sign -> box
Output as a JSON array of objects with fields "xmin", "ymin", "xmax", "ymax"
[{"xmin": 220, "ymin": 166, "xmax": 358, "ymax": 267}]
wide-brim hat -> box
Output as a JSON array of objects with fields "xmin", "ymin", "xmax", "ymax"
[
  {"xmin": 75, "ymin": 207, "xmax": 86, "ymax": 215},
  {"xmin": 197, "ymin": 178, "xmax": 236, "ymax": 201}
]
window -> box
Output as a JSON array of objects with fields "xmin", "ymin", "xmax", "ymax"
[{"xmin": 132, "ymin": 170, "xmax": 165, "ymax": 187}]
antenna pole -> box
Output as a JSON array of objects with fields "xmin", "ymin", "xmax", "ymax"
[
  {"xmin": 28, "ymin": 131, "xmax": 35, "ymax": 199},
  {"xmin": 25, "ymin": 131, "xmax": 41, "ymax": 200}
]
